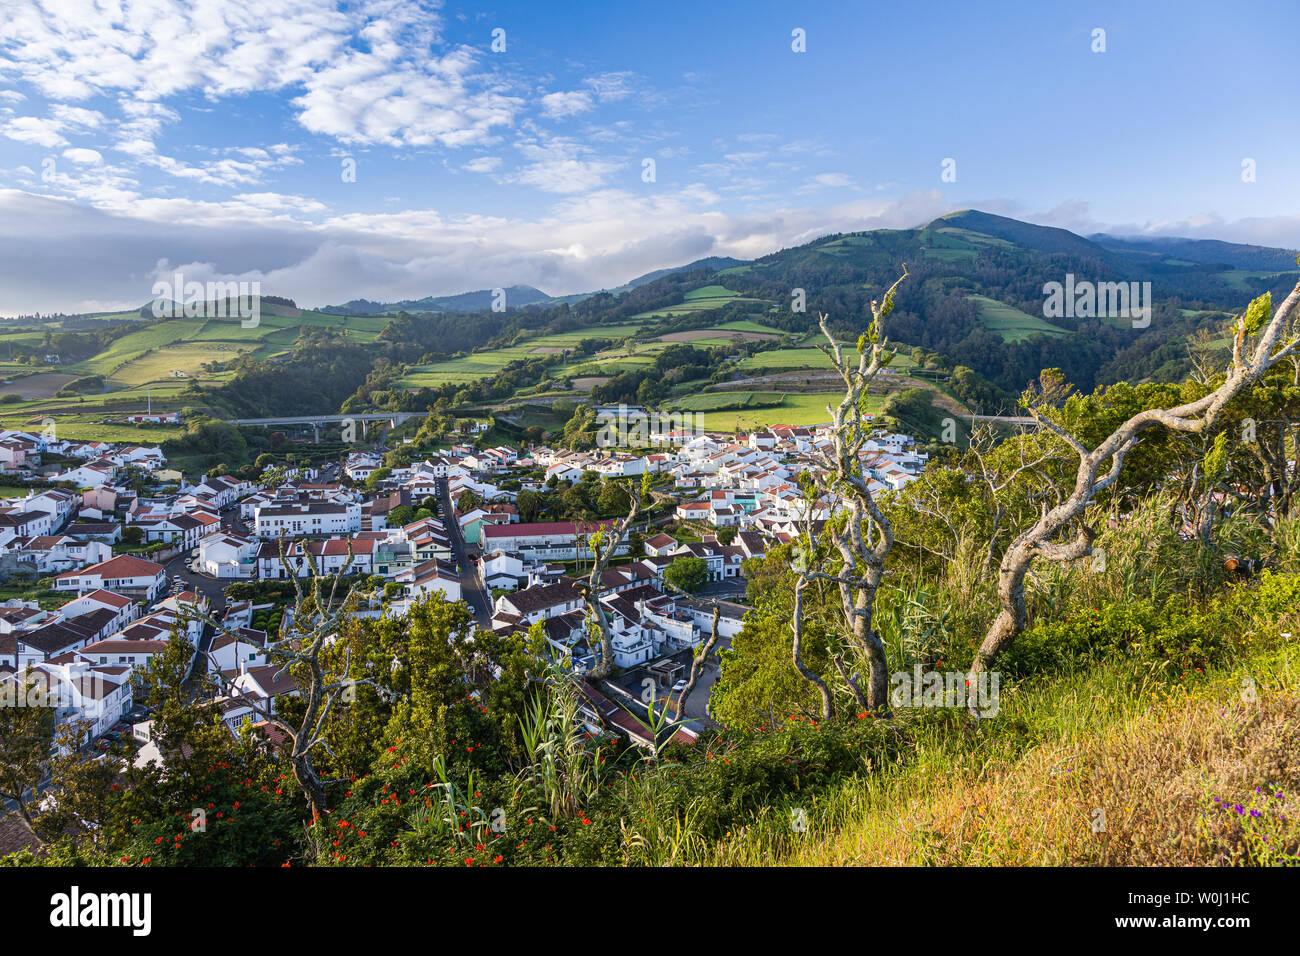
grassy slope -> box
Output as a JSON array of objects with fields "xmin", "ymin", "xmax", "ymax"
[
  {"xmin": 683, "ymin": 392, "xmax": 884, "ymax": 431},
  {"xmin": 705, "ymin": 614, "xmax": 1300, "ymax": 866},
  {"xmin": 0, "ymin": 307, "xmax": 385, "ymax": 442},
  {"xmin": 971, "ymin": 294, "xmax": 1074, "ymax": 343}
]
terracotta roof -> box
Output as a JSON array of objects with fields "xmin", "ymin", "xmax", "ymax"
[{"xmin": 56, "ymin": 554, "xmax": 164, "ymax": 581}]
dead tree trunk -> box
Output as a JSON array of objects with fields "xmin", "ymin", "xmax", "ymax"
[
  {"xmin": 791, "ymin": 576, "xmax": 834, "ymax": 720},
  {"xmin": 578, "ymin": 475, "xmax": 649, "ymax": 679},
  {"xmin": 790, "ymin": 269, "xmax": 909, "ymax": 715},
  {"xmin": 670, "ymin": 601, "xmax": 721, "ymax": 720},
  {"xmin": 196, "ymin": 540, "xmax": 380, "ymax": 855},
  {"xmin": 971, "ymin": 281, "xmax": 1300, "ymax": 673}
]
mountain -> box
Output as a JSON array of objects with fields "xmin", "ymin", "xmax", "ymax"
[
  {"xmin": 322, "ymin": 284, "xmax": 554, "ymax": 315},
  {"xmin": 310, "ymin": 209, "xmax": 1299, "ymax": 397},
  {"xmin": 620, "ymin": 256, "xmax": 749, "ymax": 290},
  {"xmin": 616, "ymin": 209, "xmax": 1300, "ymax": 395},
  {"xmin": 320, "ymin": 257, "xmax": 751, "ymax": 316},
  {"xmin": 1089, "ymin": 234, "xmax": 1300, "ymax": 271},
  {"xmin": 933, "ymin": 209, "xmax": 1119, "ymax": 260}
]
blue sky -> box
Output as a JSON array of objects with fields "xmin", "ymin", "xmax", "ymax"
[{"xmin": 0, "ymin": 0, "xmax": 1297, "ymax": 314}]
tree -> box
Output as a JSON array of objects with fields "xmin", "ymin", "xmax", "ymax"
[
  {"xmin": 517, "ymin": 489, "xmax": 543, "ymax": 523},
  {"xmin": 710, "ymin": 545, "xmax": 829, "ymax": 729},
  {"xmin": 970, "ymin": 282, "xmax": 1300, "ymax": 676},
  {"xmin": 199, "ymin": 545, "xmax": 381, "ymax": 857},
  {"xmin": 596, "ymin": 480, "xmax": 629, "ymax": 516},
  {"xmin": 577, "ymin": 473, "xmax": 650, "ymax": 678},
  {"xmin": 0, "ymin": 673, "xmax": 56, "ymax": 845},
  {"xmin": 664, "ymin": 555, "xmax": 709, "ymax": 594},
  {"xmin": 561, "ymin": 484, "xmax": 592, "ymax": 520},
  {"xmin": 38, "ymin": 721, "xmax": 122, "ymax": 852},
  {"xmin": 790, "ymin": 269, "xmax": 909, "ymax": 717},
  {"xmin": 387, "ymin": 505, "xmax": 416, "ymax": 527}
]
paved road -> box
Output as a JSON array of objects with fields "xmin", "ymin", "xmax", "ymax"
[
  {"xmin": 699, "ymin": 578, "xmax": 747, "ymax": 601},
  {"xmin": 436, "ymin": 478, "xmax": 492, "ymax": 627},
  {"xmin": 608, "ymin": 640, "xmax": 729, "ymax": 732},
  {"xmin": 680, "ymin": 651, "xmax": 727, "ymax": 723}
]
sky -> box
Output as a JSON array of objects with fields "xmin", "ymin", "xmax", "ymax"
[{"xmin": 0, "ymin": 0, "xmax": 1297, "ymax": 315}]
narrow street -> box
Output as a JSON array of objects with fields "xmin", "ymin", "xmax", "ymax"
[{"xmin": 437, "ymin": 478, "xmax": 492, "ymax": 627}]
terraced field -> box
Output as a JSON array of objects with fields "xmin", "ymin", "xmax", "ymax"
[
  {"xmin": 670, "ymin": 391, "xmax": 787, "ymax": 411},
  {"xmin": 971, "ymin": 295, "xmax": 1073, "ymax": 343},
  {"xmin": 397, "ymin": 317, "xmax": 783, "ymax": 391},
  {"xmin": 54, "ymin": 307, "xmax": 389, "ymax": 389},
  {"xmin": 684, "ymin": 391, "xmax": 884, "ymax": 432},
  {"xmin": 0, "ymin": 305, "xmax": 387, "ymax": 442},
  {"xmin": 736, "ymin": 347, "xmax": 835, "ymax": 372},
  {"xmin": 631, "ymin": 285, "xmax": 771, "ymax": 320}
]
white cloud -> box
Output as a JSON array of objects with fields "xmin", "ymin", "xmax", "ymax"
[
  {"xmin": 0, "ymin": 115, "xmax": 67, "ymax": 147},
  {"xmin": 507, "ymin": 137, "xmax": 625, "ymax": 194},
  {"xmin": 0, "ymin": 184, "xmax": 955, "ymax": 314},
  {"xmin": 462, "ymin": 156, "xmax": 502, "ymax": 173},
  {"xmin": 4, "ymin": 181, "xmax": 1299, "ymax": 318},
  {"xmin": 796, "ymin": 172, "xmax": 857, "ymax": 194},
  {"xmin": 62, "ymin": 148, "xmax": 103, "ymax": 165},
  {"xmin": 539, "ymin": 90, "xmax": 594, "ymax": 118},
  {"xmin": 0, "ymin": 1, "xmax": 519, "ymax": 152}
]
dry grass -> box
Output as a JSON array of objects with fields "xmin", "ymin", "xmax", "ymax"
[{"xmin": 784, "ymin": 671, "xmax": 1300, "ymax": 866}]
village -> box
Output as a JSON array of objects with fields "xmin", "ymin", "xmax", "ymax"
[{"xmin": 0, "ymin": 414, "xmax": 927, "ymax": 761}]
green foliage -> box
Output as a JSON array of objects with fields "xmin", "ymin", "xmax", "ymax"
[
  {"xmin": 1242, "ymin": 292, "xmax": 1272, "ymax": 335},
  {"xmin": 664, "ymin": 555, "xmax": 709, "ymax": 594},
  {"xmin": 1203, "ymin": 431, "xmax": 1229, "ymax": 484},
  {"xmin": 1005, "ymin": 572, "xmax": 1300, "ymax": 679},
  {"xmin": 161, "ymin": 417, "xmax": 249, "ymax": 471}
]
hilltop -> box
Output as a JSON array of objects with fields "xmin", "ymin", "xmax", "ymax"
[{"xmin": 1, "ymin": 211, "xmax": 1296, "ymax": 448}]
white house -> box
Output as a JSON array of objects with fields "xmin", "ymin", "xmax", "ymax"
[
  {"xmin": 199, "ymin": 531, "xmax": 259, "ymax": 578},
  {"xmin": 209, "ymin": 627, "xmax": 270, "ymax": 673},
  {"xmin": 254, "ymin": 500, "xmax": 362, "ymax": 538},
  {"xmin": 55, "ymin": 555, "xmax": 166, "ymax": 599}
]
